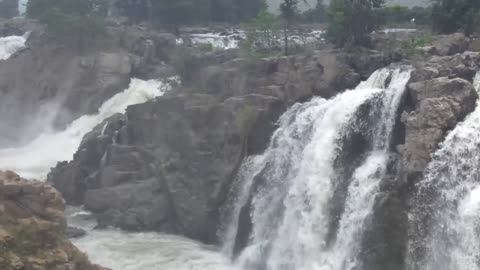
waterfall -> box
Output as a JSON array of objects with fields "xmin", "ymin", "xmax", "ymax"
[
  {"xmin": 222, "ymin": 67, "xmax": 412, "ymax": 270},
  {"xmin": 0, "ymin": 78, "xmax": 171, "ymax": 180},
  {"xmin": 408, "ymin": 72, "xmax": 480, "ymax": 270},
  {"xmin": 0, "ymin": 33, "xmax": 27, "ymax": 60},
  {"xmin": 18, "ymin": 0, "xmax": 28, "ymax": 15}
]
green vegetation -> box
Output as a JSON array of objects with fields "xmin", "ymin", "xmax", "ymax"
[
  {"xmin": 431, "ymin": 0, "xmax": 480, "ymax": 35},
  {"xmin": 116, "ymin": 0, "xmax": 267, "ymax": 30},
  {"xmin": 301, "ymin": 0, "xmax": 327, "ymax": 24},
  {"xmin": 326, "ymin": 0, "xmax": 385, "ymax": 47},
  {"xmin": 172, "ymin": 45, "xmax": 205, "ymax": 84},
  {"xmin": 401, "ymin": 34, "xmax": 433, "ymax": 58},
  {"xmin": 280, "ymin": 0, "xmax": 301, "ymax": 55},
  {"xmin": 27, "ymin": 0, "xmax": 107, "ymax": 44},
  {"xmin": 376, "ymin": 5, "xmax": 431, "ymax": 26},
  {"xmin": 241, "ymin": 11, "xmax": 282, "ymax": 58}
]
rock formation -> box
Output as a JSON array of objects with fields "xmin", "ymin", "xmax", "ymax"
[
  {"xmin": 0, "ymin": 171, "xmax": 108, "ymax": 270},
  {"xmin": 46, "ymin": 29, "xmax": 480, "ymax": 256},
  {"xmin": 0, "ymin": 21, "xmax": 175, "ymax": 146}
]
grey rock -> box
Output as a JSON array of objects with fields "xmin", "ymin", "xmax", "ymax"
[
  {"xmin": 400, "ymin": 76, "xmax": 477, "ymax": 177},
  {"xmin": 66, "ymin": 226, "xmax": 86, "ymax": 239},
  {"xmin": 49, "ymin": 93, "xmax": 285, "ymax": 243}
]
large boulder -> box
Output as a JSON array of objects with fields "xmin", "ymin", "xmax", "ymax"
[
  {"xmin": 431, "ymin": 33, "xmax": 470, "ymax": 56},
  {"xmin": 49, "ymin": 93, "xmax": 285, "ymax": 243},
  {"xmin": 0, "ymin": 171, "xmax": 108, "ymax": 270},
  {"xmin": 400, "ymin": 77, "xmax": 477, "ymax": 177}
]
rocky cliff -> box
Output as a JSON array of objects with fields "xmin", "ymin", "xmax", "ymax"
[
  {"xmin": 0, "ymin": 21, "xmax": 175, "ymax": 146},
  {"xmin": 47, "ymin": 43, "xmax": 392, "ymax": 243},
  {"xmin": 0, "ymin": 171, "xmax": 108, "ymax": 270},
  {"xmin": 46, "ymin": 30, "xmax": 480, "ymax": 253}
]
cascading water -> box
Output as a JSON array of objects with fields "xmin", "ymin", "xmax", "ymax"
[
  {"xmin": 222, "ymin": 67, "xmax": 412, "ymax": 270},
  {"xmin": 408, "ymin": 71, "xmax": 480, "ymax": 270},
  {"xmin": 0, "ymin": 33, "xmax": 27, "ymax": 60},
  {"xmin": 0, "ymin": 78, "xmax": 171, "ymax": 180}
]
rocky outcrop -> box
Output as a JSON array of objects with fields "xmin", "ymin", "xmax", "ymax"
[
  {"xmin": 0, "ymin": 20, "xmax": 175, "ymax": 146},
  {"xmin": 0, "ymin": 171, "xmax": 107, "ymax": 270},
  {"xmin": 372, "ymin": 32, "xmax": 471, "ymax": 61},
  {"xmin": 193, "ymin": 48, "xmax": 390, "ymax": 105},
  {"xmin": 49, "ymin": 94, "xmax": 285, "ymax": 243},
  {"xmin": 399, "ymin": 52, "xmax": 480, "ymax": 180}
]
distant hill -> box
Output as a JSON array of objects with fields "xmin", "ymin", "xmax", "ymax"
[{"xmin": 267, "ymin": 0, "xmax": 429, "ymax": 13}]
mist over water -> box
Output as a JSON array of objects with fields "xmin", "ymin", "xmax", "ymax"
[{"xmin": 0, "ymin": 78, "xmax": 170, "ymax": 180}]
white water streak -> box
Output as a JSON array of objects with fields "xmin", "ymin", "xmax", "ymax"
[
  {"xmin": 0, "ymin": 34, "xmax": 27, "ymax": 60},
  {"xmin": 0, "ymin": 79, "xmax": 170, "ymax": 180}
]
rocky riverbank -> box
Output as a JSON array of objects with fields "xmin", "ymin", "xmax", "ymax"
[{"xmin": 0, "ymin": 171, "xmax": 108, "ymax": 270}]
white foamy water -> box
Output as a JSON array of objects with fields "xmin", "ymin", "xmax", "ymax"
[
  {"xmin": 409, "ymin": 72, "xmax": 480, "ymax": 270},
  {"xmin": 190, "ymin": 32, "xmax": 244, "ymax": 50},
  {"xmin": 0, "ymin": 34, "xmax": 27, "ymax": 60},
  {"xmin": 222, "ymin": 67, "xmax": 411, "ymax": 270},
  {"xmin": 0, "ymin": 79, "xmax": 170, "ymax": 180},
  {"xmin": 18, "ymin": 0, "xmax": 28, "ymax": 15},
  {"xmin": 67, "ymin": 208, "xmax": 238, "ymax": 270}
]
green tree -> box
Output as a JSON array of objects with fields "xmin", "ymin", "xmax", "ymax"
[
  {"xmin": 431, "ymin": 0, "xmax": 480, "ymax": 35},
  {"xmin": 151, "ymin": 0, "xmax": 194, "ymax": 35},
  {"xmin": 326, "ymin": 0, "xmax": 385, "ymax": 47},
  {"xmin": 241, "ymin": 11, "xmax": 281, "ymax": 57},
  {"xmin": 27, "ymin": 0, "xmax": 107, "ymax": 45},
  {"xmin": 280, "ymin": 0, "xmax": 307, "ymax": 55},
  {"xmin": 115, "ymin": 0, "xmax": 266, "ymax": 27},
  {"xmin": 115, "ymin": 0, "xmax": 149, "ymax": 23},
  {"xmin": 301, "ymin": 0, "xmax": 327, "ymax": 24}
]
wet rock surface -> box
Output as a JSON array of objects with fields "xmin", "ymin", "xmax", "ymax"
[
  {"xmin": 49, "ymin": 94, "xmax": 285, "ymax": 243},
  {"xmin": 0, "ymin": 20, "xmax": 175, "ymax": 146},
  {"xmin": 0, "ymin": 171, "xmax": 108, "ymax": 270}
]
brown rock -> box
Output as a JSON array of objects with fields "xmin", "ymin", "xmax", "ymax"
[{"xmin": 0, "ymin": 171, "xmax": 110, "ymax": 270}]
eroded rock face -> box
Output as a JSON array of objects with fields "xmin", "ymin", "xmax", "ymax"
[
  {"xmin": 399, "ymin": 53, "xmax": 480, "ymax": 180},
  {"xmin": 193, "ymin": 49, "xmax": 390, "ymax": 106},
  {"xmin": 0, "ymin": 171, "xmax": 108, "ymax": 270},
  {"xmin": 0, "ymin": 21, "xmax": 175, "ymax": 146},
  {"xmin": 49, "ymin": 94, "xmax": 285, "ymax": 243}
]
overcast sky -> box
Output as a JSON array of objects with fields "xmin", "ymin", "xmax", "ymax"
[{"xmin": 267, "ymin": 0, "xmax": 429, "ymax": 13}]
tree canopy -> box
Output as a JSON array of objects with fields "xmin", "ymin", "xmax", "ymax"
[
  {"xmin": 431, "ymin": 0, "xmax": 480, "ymax": 35},
  {"xmin": 326, "ymin": 0, "xmax": 385, "ymax": 47},
  {"xmin": 115, "ymin": 0, "xmax": 267, "ymax": 27},
  {"xmin": 27, "ymin": 0, "xmax": 107, "ymax": 41}
]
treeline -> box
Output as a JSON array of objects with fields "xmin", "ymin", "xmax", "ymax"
[
  {"xmin": 115, "ymin": 0, "xmax": 266, "ymax": 26},
  {"xmin": 24, "ymin": 0, "xmax": 480, "ymax": 48}
]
